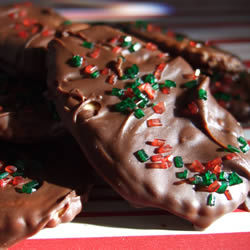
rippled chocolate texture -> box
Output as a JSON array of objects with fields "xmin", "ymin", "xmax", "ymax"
[
  {"xmin": 0, "ymin": 135, "xmax": 95, "ymax": 249},
  {"xmin": 0, "ymin": 72, "xmax": 64, "ymax": 143},
  {"xmin": 121, "ymin": 22, "xmax": 250, "ymax": 123},
  {"xmin": 47, "ymin": 25, "xmax": 250, "ymax": 228},
  {"xmin": 0, "ymin": 2, "xmax": 66, "ymax": 79}
]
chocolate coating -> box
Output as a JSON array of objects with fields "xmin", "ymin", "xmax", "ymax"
[
  {"xmin": 122, "ymin": 22, "xmax": 245, "ymax": 74},
  {"xmin": 0, "ymin": 135, "xmax": 95, "ymax": 249},
  {"xmin": 121, "ymin": 23, "xmax": 250, "ymax": 123},
  {"xmin": 0, "ymin": 2, "xmax": 66, "ymax": 79},
  {"xmin": 47, "ymin": 25, "xmax": 250, "ymax": 228}
]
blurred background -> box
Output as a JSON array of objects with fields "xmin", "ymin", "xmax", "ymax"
[{"xmin": 1, "ymin": 0, "xmax": 250, "ymax": 25}]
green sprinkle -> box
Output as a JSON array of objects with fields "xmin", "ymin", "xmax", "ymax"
[
  {"xmin": 111, "ymin": 88, "xmax": 124, "ymax": 97},
  {"xmin": 22, "ymin": 180, "xmax": 39, "ymax": 194},
  {"xmin": 134, "ymin": 108, "xmax": 145, "ymax": 119},
  {"xmin": 82, "ymin": 41, "xmax": 94, "ymax": 49},
  {"xmin": 138, "ymin": 99, "xmax": 149, "ymax": 108},
  {"xmin": 229, "ymin": 172, "xmax": 243, "ymax": 186},
  {"xmin": 198, "ymin": 89, "xmax": 207, "ymax": 100},
  {"xmin": 237, "ymin": 136, "xmax": 248, "ymax": 146},
  {"xmin": 219, "ymin": 172, "xmax": 229, "ymax": 181},
  {"xmin": 90, "ymin": 71, "xmax": 100, "ymax": 79},
  {"xmin": 176, "ymin": 169, "xmax": 188, "ymax": 179},
  {"xmin": 184, "ymin": 80, "xmax": 198, "ymax": 88},
  {"xmin": 70, "ymin": 55, "xmax": 83, "ymax": 67},
  {"xmin": 115, "ymin": 98, "xmax": 136, "ymax": 112},
  {"xmin": 207, "ymin": 194, "xmax": 215, "ymax": 206},
  {"xmin": 174, "ymin": 156, "xmax": 184, "ymax": 168},
  {"xmin": 226, "ymin": 144, "xmax": 241, "ymax": 153},
  {"xmin": 135, "ymin": 20, "xmax": 148, "ymax": 30},
  {"xmin": 121, "ymin": 74, "xmax": 129, "ymax": 80},
  {"xmin": 144, "ymin": 74, "xmax": 156, "ymax": 84},
  {"xmin": 152, "ymin": 83, "xmax": 159, "ymax": 90},
  {"xmin": 192, "ymin": 175, "xmax": 203, "ymax": 185},
  {"xmin": 121, "ymin": 36, "xmax": 132, "ymax": 47},
  {"xmin": 240, "ymin": 144, "xmax": 250, "ymax": 153},
  {"xmin": 216, "ymin": 181, "xmax": 228, "ymax": 193},
  {"xmin": 202, "ymin": 171, "xmax": 216, "ymax": 186},
  {"xmin": 164, "ymin": 80, "xmax": 176, "ymax": 88},
  {"xmin": 12, "ymin": 172, "xmax": 25, "ymax": 177},
  {"xmin": 63, "ymin": 20, "xmax": 72, "ymax": 25},
  {"xmin": 136, "ymin": 149, "xmax": 149, "ymax": 162},
  {"xmin": 0, "ymin": 172, "xmax": 9, "ymax": 180},
  {"xmin": 126, "ymin": 64, "xmax": 139, "ymax": 79},
  {"xmin": 129, "ymin": 42, "xmax": 142, "ymax": 53},
  {"xmin": 175, "ymin": 34, "xmax": 185, "ymax": 42}
]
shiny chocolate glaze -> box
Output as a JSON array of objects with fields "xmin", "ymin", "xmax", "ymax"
[
  {"xmin": 0, "ymin": 135, "xmax": 95, "ymax": 249},
  {"xmin": 122, "ymin": 22, "xmax": 245, "ymax": 74},
  {"xmin": 0, "ymin": 2, "xmax": 66, "ymax": 79},
  {"xmin": 121, "ymin": 23, "xmax": 250, "ymax": 123},
  {"xmin": 47, "ymin": 25, "xmax": 250, "ymax": 228}
]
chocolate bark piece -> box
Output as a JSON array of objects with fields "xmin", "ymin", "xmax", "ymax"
[
  {"xmin": 0, "ymin": 2, "xmax": 66, "ymax": 79},
  {"xmin": 122, "ymin": 22, "xmax": 245, "ymax": 74},
  {"xmin": 0, "ymin": 72, "xmax": 64, "ymax": 143},
  {"xmin": 47, "ymin": 25, "xmax": 250, "ymax": 228},
  {"xmin": 0, "ymin": 135, "xmax": 95, "ymax": 249},
  {"xmin": 121, "ymin": 22, "xmax": 250, "ymax": 123}
]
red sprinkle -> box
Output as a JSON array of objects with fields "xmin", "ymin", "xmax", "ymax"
[
  {"xmin": 207, "ymin": 180, "xmax": 220, "ymax": 192},
  {"xmin": 206, "ymin": 158, "xmax": 222, "ymax": 170},
  {"xmin": 189, "ymin": 160, "xmax": 206, "ymax": 173},
  {"xmin": 142, "ymin": 83, "xmax": 155, "ymax": 100},
  {"xmin": 42, "ymin": 29, "xmax": 53, "ymax": 37},
  {"xmin": 109, "ymin": 37, "xmax": 119, "ymax": 44},
  {"xmin": 188, "ymin": 101, "xmax": 199, "ymax": 115},
  {"xmin": 5, "ymin": 165, "xmax": 17, "ymax": 174},
  {"xmin": 0, "ymin": 178, "xmax": 10, "ymax": 188},
  {"xmin": 166, "ymin": 30, "xmax": 175, "ymax": 37},
  {"xmin": 148, "ymin": 139, "xmax": 166, "ymax": 147},
  {"xmin": 124, "ymin": 88, "xmax": 134, "ymax": 98},
  {"xmin": 146, "ymin": 163, "xmax": 167, "ymax": 169},
  {"xmin": 161, "ymin": 87, "xmax": 170, "ymax": 95},
  {"xmin": 155, "ymin": 144, "xmax": 172, "ymax": 154},
  {"xmin": 147, "ymin": 119, "xmax": 162, "ymax": 127},
  {"xmin": 224, "ymin": 153, "xmax": 238, "ymax": 160},
  {"xmin": 150, "ymin": 154, "xmax": 163, "ymax": 162},
  {"xmin": 112, "ymin": 46, "xmax": 122, "ymax": 54},
  {"xmin": 189, "ymin": 41, "xmax": 197, "ymax": 47},
  {"xmin": 107, "ymin": 74, "xmax": 117, "ymax": 85},
  {"xmin": 101, "ymin": 67, "xmax": 110, "ymax": 75},
  {"xmin": 18, "ymin": 30, "xmax": 28, "ymax": 39},
  {"xmin": 224, "ymin": 190, "xmax": 232, "ymax": 200},
  {"xmin": 22, "ymin": 18, "xmax": 31, "ymax": 26},
  {"xmin": 84, "ymin": 65, "xmax": 97, "ymax": 74},
  {"xmin": 12, "ymin": 176, "xmax": 25, "ymax": 186},
  {"xmin": 146, "ymin": 42, "xmax": 158, "ymax": 51},
  {"xmin": 90, "ymin": 48, "xmax": 100, "ymax": 59},
  {"xmin": 31, "ymin": 26, "xmax": 39, "ymax": 34},
  {"xmin": 153, "ymin": 102, "xmax": 165, "ymax": 114}
]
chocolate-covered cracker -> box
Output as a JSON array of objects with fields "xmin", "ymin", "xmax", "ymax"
[
  {"xmin": 122, "ymin": 22, "xmax": 245, "ymax": 74},
  {"xmin": 0, "ymin": 2, "xmax": 66, "ymax": 79},
  {"xmin": 0, "ymin": 135, "xmax": 95, "ymax": 249},
  {"xmin": 47, "ymin": 25, "xmax": 250, "ymax": 228},
  {"xmin": 121, "ymin": 22, "xmax": 250, "ymax": 123}
]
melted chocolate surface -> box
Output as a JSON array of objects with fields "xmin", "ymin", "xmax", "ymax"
[
  {"xmin": 47, "ymin": 25, "xmax": 250, "ymax": 228},
  {"xmin": 0, "ymin": 135, "xmax": 95, "ymax": 249}
]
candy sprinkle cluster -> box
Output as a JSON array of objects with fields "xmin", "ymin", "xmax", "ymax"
[{"xmin": 0, "ymin": 160, "xmax": 40, "ymax": 194}]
